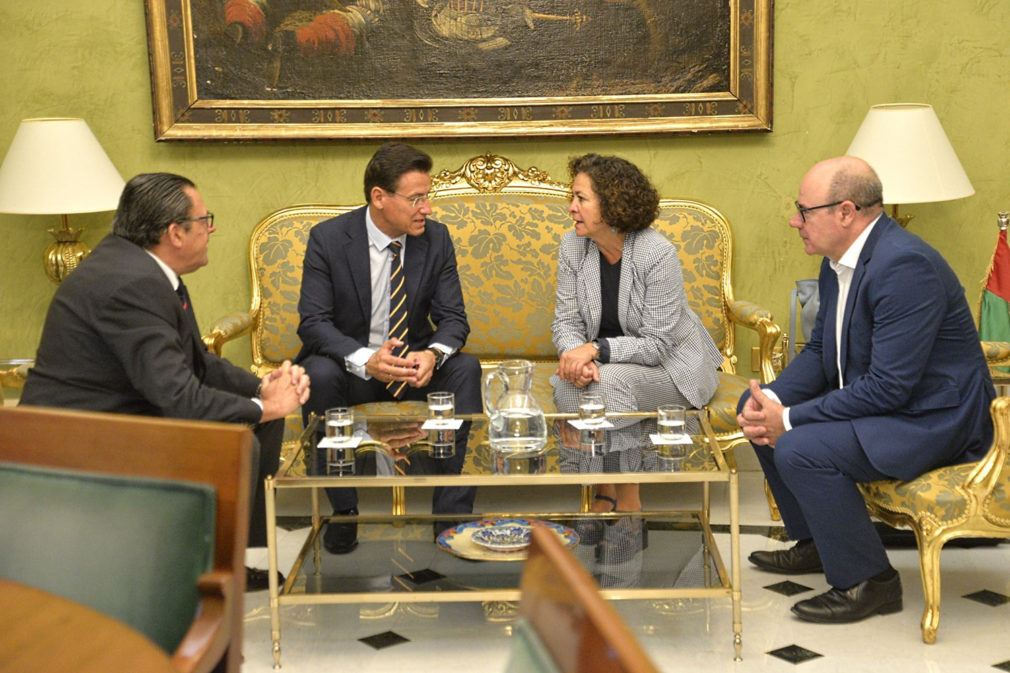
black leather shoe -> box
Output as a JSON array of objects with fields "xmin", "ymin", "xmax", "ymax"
[
  {"xmin": 323, "ymin": 508, "xmax": 359, "ymax": 554},
  {"xmin": 245, "ymin": 566, "xmax": 285, "ymax": 592},
  {"xmin": 791, "ymin": 572, "xmax": 902, "ymax": 623},
  {"xmin": 749, "ymin": 539, "xmax": 823, "ymax": 574}
]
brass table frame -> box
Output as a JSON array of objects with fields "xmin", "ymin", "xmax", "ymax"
[{"xmin": 264, "ymin": 410, "xmax": 741, "ymax": 668}]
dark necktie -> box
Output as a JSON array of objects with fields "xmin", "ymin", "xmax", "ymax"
[
  {"xmin": 175, "ymin": 280, "xmax": 190, "ymax": 311},
  {"xmin": 176, "ymin": 279, "xmax": 203, "ymax": 346},
  {"xmin": 386, "ymin": 240, "xmax": 409, "ymax": 399}
]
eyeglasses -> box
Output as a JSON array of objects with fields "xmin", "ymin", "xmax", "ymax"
[
  {"xmin": 388, "ymin": 191, "xmax": 430, "ymax": 208},
  {"xmin": 794, "ymin": 200, "xmax": 862, "ymax": 223},
  {"xmin": 179, "ymin": 213, "xmax": 214, "ymax": 229}
]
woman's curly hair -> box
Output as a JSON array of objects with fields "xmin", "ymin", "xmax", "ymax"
[{"xmin": 568, "ymin": 154, "xmax": 659, "ymax": 233}]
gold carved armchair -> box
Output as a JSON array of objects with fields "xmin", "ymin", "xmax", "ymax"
[{"xmin": 860, "ymin": 387, "xmax": 1010, "ymax": 643}]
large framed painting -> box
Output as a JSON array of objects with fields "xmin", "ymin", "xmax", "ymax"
[{"xmin": 145, "ymin": 0, "xmax": 772, "ymax": 140}]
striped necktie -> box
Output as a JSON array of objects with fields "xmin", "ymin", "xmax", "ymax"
[{"xmin": 386, "ymin": 240, "xmax": 409, "ymax": 399}]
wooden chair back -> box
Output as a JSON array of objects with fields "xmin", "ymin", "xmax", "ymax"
[
  {"xmin": 516, "ymin": 526, "xmax": 661, "ymax": 673},
  {"xmin": 0, "ymin": 406, "xmax": 252, "ymax": 673}
]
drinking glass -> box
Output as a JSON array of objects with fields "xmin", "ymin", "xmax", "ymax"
[
  {"xmin": 324, "ymin": 407, "xmax": 355, "ymax": 470},
  {"xmin": 657, "ymin": 404, "xmax": 686, "ymax": 439},
  {"xmin": 325, "ymin": 407, "xmax": 354, "ymax": 439},
  {"xmin": 578, "ymin": 391, "xmax": 606, "ymax": 425},
  {"xmin": 578, "ymin": 391, "xmax": 606, "ymax": 453},
  {"xmin": 427, "ymin": 392, "xmax": 455, "ymax": 458}
]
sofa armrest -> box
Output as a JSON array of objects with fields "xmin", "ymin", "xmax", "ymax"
[
  {"xmin": 170, "ymin": 570, "xmax": 234, "ymax": 673},
  {"xmin": 728, "ymin": 300, "xmax": 781, "ymax": 384},
  {"xmin": 982, "ymin": 340, "xmax": 1010, "ymax": 369},
  {"xmin": 202, "ymin": 312, "xmax": 255, "ymax": 357}
]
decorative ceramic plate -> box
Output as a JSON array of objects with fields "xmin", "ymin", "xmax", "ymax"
[
  {"xmin": 437, "ymin": 519, "xmax": 579, "ymax": 562},
  {"xmin": 471, "ymin": 523, "xmax": 532, "ymax": 552}
]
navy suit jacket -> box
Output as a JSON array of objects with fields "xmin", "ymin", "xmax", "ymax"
[
  {"xmin": 21, "ymin": 234, "xmax": 262, "ymax": 423},
  {"xmin": 768, "ymin": 216, "xmax": 994, "ymax": 480},
  {"xmin": 296, "ymin": 206, "xmax": 470, "ymax": 362}
]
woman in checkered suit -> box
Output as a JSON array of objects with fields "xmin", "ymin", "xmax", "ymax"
[{"xmin": 552, "ymin": 154, "xmax": 724, "ymax": 519}]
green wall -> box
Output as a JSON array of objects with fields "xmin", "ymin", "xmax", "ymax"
[{"xmin": 2, "ymin": 2, "xmax": 1008, "ymax": 372}]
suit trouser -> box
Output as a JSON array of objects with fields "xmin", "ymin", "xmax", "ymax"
[
  {"xmin": 301, "ymin": 352, "xmax": 483, "ymax": 516},
  {"xmin": 751, "ymin": 420, "xmax": 893, "ymax": 589},
  {"xmin": 248, "ymin": 418, "xmax": 285, "ymax": 548}
]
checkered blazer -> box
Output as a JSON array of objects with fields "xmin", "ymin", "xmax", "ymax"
[{"xmin": 551, "ymin": 228, "xmax": 723, "ymax": 408}]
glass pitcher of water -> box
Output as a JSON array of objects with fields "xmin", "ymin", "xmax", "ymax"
[{"xmin": 482, "ymin": 359, "xmax": 547, "ymax": 453}]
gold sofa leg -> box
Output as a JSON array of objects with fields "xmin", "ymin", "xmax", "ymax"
[{"xmin": 918, "ymin": 533, "xmax": 944, "ymax": 644}]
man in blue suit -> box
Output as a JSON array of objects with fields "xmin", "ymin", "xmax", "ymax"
[
  {"xmin": 297, "ymin": 143, "xmax": 482, "ymax": 554},
  {"xmin": 738, "ymin": 156, "xmax": 994, "ymax": 623}
]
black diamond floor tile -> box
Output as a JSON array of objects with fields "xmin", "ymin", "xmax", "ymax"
[
  {"xmin": 964, "ymin": 589, "xmax": 1010, "ymax": 606},
  {"xmin": 767, "ymin": 644, "xmax": 823, "ymax": 664},
  {"xmin": 764, "ymin": 580, "xmax": 814, "ymax": 597},
  {"xmin": 992, "ymin": 660, "xmax": 1010, "ymax": 671},
  {"xmin": 359, "ymin": 631, "xmax": 410, "ymax": 650},
  {"xmin": 397, "ymin": 568, "xmax": 445, "ymax": 585}
]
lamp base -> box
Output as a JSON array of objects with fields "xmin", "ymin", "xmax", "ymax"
[
  {"xmin": 44, "ymin": 215, "xmax": 90, "ymax": 283},
  {"xmin": 890, "ymin": 204, "xmax": 914, "ymax": 228}
]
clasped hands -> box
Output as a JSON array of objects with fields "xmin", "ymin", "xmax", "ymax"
[
  {"xmin": 737, "ymin": 380, "xmax": 786, "ymax": 447},
  {"xmin": 259, "ymin": 360, "xmax": 311, "ymax": 422},
  {"xmin": 556, "ymin": 342, "xmax": 600, "ymax": 388},
  {"xmin": 366, "ymin": 338, "xmax": 438, "ymax": 388}
]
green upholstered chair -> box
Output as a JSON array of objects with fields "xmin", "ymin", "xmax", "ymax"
[
  {"xmin": 0, "ymin": 406, "xmax": 253, "ymax": 673},
  {"xmin": 0, "ymin": 464, "xmax": 216, "ymax": 653},
  {"xmin": 860, "ymin": 394, "xmax": 1010, "ymax": 644}
]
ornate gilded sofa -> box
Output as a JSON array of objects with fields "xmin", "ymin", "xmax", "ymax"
[{"xmin": 204, "ymin": 153, "xmax": 781, "ymax": 459}]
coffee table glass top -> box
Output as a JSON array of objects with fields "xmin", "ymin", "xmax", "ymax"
[{"xmin": 278, "ymin": 410, "xmax": 726, "ymax": 482}]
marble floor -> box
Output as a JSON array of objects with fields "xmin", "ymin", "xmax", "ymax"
[{"xmin": 242, "ymin": 472, "xmax": 1010, "ymax": 672}]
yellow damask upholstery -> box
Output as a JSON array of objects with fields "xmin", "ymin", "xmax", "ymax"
[
  {"xmin": 204, "ymin": 154, "xmax": 780, "ymax": 464},
  {"xmin": 859, "ymin": 395, "xmax": 1010, "ymax": 644}
]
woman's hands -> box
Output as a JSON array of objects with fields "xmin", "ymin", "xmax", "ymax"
[{"xmin": 556, "ymin": 342, "xmax": 601, "ymax": 388}]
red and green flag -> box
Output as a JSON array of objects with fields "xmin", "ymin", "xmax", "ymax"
[{"xmin": 980, "ymin": 225, "xmax": 1010, "ymax": 364}]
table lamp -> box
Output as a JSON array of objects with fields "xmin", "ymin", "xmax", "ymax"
[
  {"xmin": 845, "ymin": 103, "xmax": 974, "ymax": 227},
  {"xmin": 0, "ymin": 118, "xmax": 125, "ymax": 283}
]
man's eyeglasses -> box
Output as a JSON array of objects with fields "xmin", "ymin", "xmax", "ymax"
[
  {"xmin": 179, "ymin": 213, "xmax": 214, "ymax": 229},
  {"xmin": 794, "ymin": 200, "xmax": 861, "ymax": 223},
  {"xmin": 388, "ymin": 191, "xmax": 430, "ymax": 208}
]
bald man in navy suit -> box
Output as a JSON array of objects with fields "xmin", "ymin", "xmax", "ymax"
[{"xmin": 738, "ymin": 156, "xmax": 994, "ymax": 623}]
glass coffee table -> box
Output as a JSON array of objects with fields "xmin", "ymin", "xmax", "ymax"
[{"xmin": 264, "ymin": 409, "xmax": 741, "ymax": 667}]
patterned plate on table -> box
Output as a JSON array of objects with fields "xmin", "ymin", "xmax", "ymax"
[
  {"xmin": 437, "ymin": 519, "xmax": 579, "ymax": 562},
  {"xmin": 471, "ymin": 523, "xmax": 532, "ymax": 552}
]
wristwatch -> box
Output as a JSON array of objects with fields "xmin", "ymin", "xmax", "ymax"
[
  {"xmin": 426, "ymin": 347, "xmax": 446, "ymax": 369},
  {"xmin": 591, "ymin": 340, "xmax": 601, "ymax": 360}
]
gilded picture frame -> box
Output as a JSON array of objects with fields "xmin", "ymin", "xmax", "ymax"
[{"xmin": 145, "ymin": 0, "xmax": 772, "ymax": 140}]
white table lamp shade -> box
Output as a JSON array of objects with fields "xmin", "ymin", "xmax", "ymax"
[
  {"xmin": 0, "ymin": 118, "xmax": 124, "ymax": 215},
  {"xmin": 845, "ymin": 104, "xmax": 974, "ymax": 206}
]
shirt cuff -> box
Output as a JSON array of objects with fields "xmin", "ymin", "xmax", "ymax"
[
  {"xmin": 345, "ymin": 347, "xmax": 375, "ymax": 380},
  {"xmin": 251, "ymin": 397, "xmax": 263, "ymax": 411}
]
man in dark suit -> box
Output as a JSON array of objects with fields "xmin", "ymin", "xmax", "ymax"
[
  {"xmin": 21, "ymin": 172, "xmax": 310, "ymax": 590},
  {"xmin": 297, "ymin": 142, "xmax": 482, "ymax": 554},
  {"xmin": 738, "ymin": 156, "xmax": 994, "ymax": 623}
]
